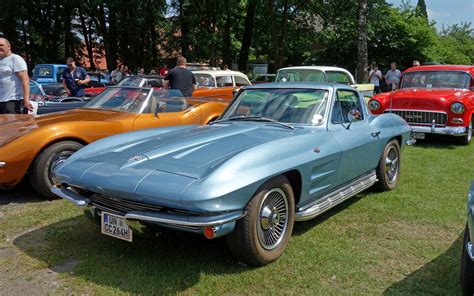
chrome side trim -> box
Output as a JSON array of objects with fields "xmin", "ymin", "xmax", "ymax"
[
  {"xmin": 467, "ymin": 241, "xmax": 474, "ymax": 261},
  {"xmin": 295, "ymin": 171, "xmax": 378, "ymax": 221},
  {"xmin": 50, "ymin": 185, "xmax": 90, "ymax": 207},
  {"xmin": 411, "ymin": 125, "xmax": 467, "ymax": 136},
  {"xmin": 124, "ymin": 211, "xmax": 246, "ymax": 227},
  {"xmin": 0, "ymin": 162, "xmax": 6, "ymax": 168}
]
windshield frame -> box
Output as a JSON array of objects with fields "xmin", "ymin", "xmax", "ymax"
[
  {"xmin": 82, "ymin": 86, "xmax": 153, "ymax": 114},
  {"xmin": 400, "ymin": 70, "xmax": 472, "ymax": 90},
  {"xmin": 220, "ymin": 87, "xmax": 332, "ymax": 126}
]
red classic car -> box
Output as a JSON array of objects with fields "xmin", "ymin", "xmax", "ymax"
[{"xmin": 368, "ymin": 65, "xmax": 474, "ymax": 144}]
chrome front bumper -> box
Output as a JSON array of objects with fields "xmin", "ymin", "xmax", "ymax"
[
  {"xmin": 411, "ymin": 125, "xmax": 467, "ymax": 136},
  {"xmin": 467, "ymin": 241, "xmax": 474, "ymax": 261},
  {"xmin": 51, "ymin": 185, "xmax": 245, "ymax": 229}
]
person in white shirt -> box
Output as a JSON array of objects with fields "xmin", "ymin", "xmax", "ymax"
[
  {"xmin": 0, "ymin": 37, "xmax": 33, "ymax": 114},
  {"xmin": 369, "ymin": 64, "xmax": 383, "ymax": 94}
]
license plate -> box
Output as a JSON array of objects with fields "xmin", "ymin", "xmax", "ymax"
[
  {"xmin": 101, "ymin": 212, "xmax": 133, "ymax": 242},
  {"xmin": 412, "ymin": 132, "xmax": 425, "ymax": 140}
]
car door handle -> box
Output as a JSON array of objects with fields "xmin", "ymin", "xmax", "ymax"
[{"xmin": 371, "ymin": 131, "xmax": 381, "ymax": 137}]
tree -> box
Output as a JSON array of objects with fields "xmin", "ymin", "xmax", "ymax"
[
  {"xmin": 356, "ymin": 0, "xmax": 368, "ymax": 83},
  {"xmin": 416, "ymin": 0, "xmax": 428, "ymax": 21},
  {"xmin": 238, "ymin": 0, "xmax": 258, "ymax": 71}
]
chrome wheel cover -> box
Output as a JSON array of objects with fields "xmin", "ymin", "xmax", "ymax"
[
  {"xmin": 385, "ymin": 146, "xmax": 399, "ymax": 184},
  {"xmin": 49, "ymin": 151, "xmax": 75, "ymax": 184},
  {"xmin": 257, "ymin": 188, "xmax": 289, "ymax": 250}
]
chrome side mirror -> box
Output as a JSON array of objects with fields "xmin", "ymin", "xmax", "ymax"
[
  {"xmin": 348, "ymin": 109, "xmax": 362, "ymax": 122},
  {"xmin": 346, "ymin": 109, "xmax": 362, "ymax": 130}
]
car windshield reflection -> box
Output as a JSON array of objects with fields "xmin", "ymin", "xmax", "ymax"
[
  {"xmin": 401, "ymin": 71, "xmax": 470, "ymax": 89},
  {"xmin": 83, "ymin": 87, "xmax": 152, "ymax": 113},
  {"xmin": 222, "ymin": 89, "xmax": 329, "ymax": 125}
]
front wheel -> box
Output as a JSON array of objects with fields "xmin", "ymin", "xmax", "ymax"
[
  {"xmin": 459, "ymin": 117, "xmax": 473, "ymax": 145},
  {"xmin": 227, "ymin": 175, "xmax": 295, "ymax": 266},
  {"xmin": 375, "ymin": 139, "xmax": 401, "ymax": 191},
  {"xmin": 29, "ymin": 141, "xmax": 83, "ymax": 199}
]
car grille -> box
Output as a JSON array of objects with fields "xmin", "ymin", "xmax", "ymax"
[
  {"xmin": 88, "ymin": 193, "xmax": 196, "ymax": 216},
  {"xmin": 384, "ymin": 110, "xmax": 447, "ymax": 125}
]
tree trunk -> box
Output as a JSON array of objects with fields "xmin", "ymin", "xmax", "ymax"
[
  {"xmin": 267, "ymin": 0, "xmax": 277, "ymax": 72},
  {"xmin": 356, "ymin": 0, "xmax": 368, "ymax": 83},
  {"xmin": 222, "ymin": 0, "xmax": 232, "ymax": 67},
  {"xmin": 179, "ymin": 0, "xmax": 190, "ymax": 58},
  {"xmin": 78, "ymin": 9, "xmax": 95, "ymax": 70},
  {"xmin": 96, "ymin": 3, "xmax": 116, "ymax": 70},
  {"xmin": 238, "ymin": 0, "xmax": 257, "ymax": 72}
]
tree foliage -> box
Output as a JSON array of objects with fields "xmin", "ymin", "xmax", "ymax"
[{"xmin": 0, "ymin": 0, "xmax": 471, "ymax": 74}]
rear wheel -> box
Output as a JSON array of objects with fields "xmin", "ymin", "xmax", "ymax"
[
  {"xmin": 461, "ymin": 225, "xmax": 474, "ymax": 296},
  {"xmin": 459, "ymin": 117, "xmax": 472, "ymax": 145},
  {"xmin": 227, "ymin": 175, "xmax": 295, "ymax": 266},
  {"xmin": 29, "ymin": 141, "xmax": 83, "ymax": 199},
  {"xmin": 375, "ymin": 139, "xmax": 400, "ymax": 191}
]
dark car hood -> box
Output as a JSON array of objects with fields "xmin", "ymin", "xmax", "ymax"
[
  {"xmin": 79, "ymin": 123, "xmax": 296, "ymax": 179},
  {"xmin": 376, "ymin": 88, "xmax": 470, "ymax": 111}
]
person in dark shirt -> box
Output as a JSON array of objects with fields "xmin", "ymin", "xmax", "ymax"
[
  {"xmin": 163, "ymin": 57, "xmax": 196, "ymax": 96},
  {"xmin": 62, "ymin": 57, "xmax": 90, "ymax": 96}
]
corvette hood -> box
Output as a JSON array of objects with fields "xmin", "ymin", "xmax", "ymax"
[
  {"xmin": 376, "ymin": 88, "xmax": 469, "ymax": 111},
  {"xmin": 0, "ymin": 109, "xmax": 133, "ymax": 146},
  {"xmin": 75, "ymin": 123, "xmax": 296, "ymax": 179},
  {"xmin": 57, "ymin": 123, "xmax": 298, "ymax": 204}
]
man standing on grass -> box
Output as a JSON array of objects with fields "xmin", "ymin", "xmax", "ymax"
[{"xmin": 0, "ymin": 37, "xmax": 33, "ymax": 114}]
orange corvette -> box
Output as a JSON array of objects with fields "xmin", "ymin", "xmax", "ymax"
[{"xmin": 0, "ymin": 87, "xmax": 227, "ymax": 198}]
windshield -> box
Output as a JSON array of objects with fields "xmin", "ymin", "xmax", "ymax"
[
  {"xmin": 117, "ymin": 77, "xmax": 144, "ymax": 87},
  {"xmin": 84, "ymin": 87, "xmax": 151, "ymax": 113},
  {"xmin": 401, "ymin": 71, "xmax": 471, "ymax": 89},
  {"xmin": 194, "ymin": 74, "xmax": 215, "ymax": 87},
  {"xmin": 222, "ymin": 88, "xmax": 330, "ymax": 125},
  {"xmin": 276, "ymin": 69, "xmax": 326, "ymax": 83},
  {"xmin": 33, "ymin": 65, "xmax": 53, "ymax": 78}
]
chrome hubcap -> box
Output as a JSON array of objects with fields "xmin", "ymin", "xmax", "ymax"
[
  {"xmin": 257, "ymin": 188, "xmax": 288, "ymax": 250},
  {"xmin": 49, "ymin": 151, "xmax": 75, "ymax": 184},
  {"xmin": 385, "ymin": 146, "xmax": 399, "ymax": 184}
]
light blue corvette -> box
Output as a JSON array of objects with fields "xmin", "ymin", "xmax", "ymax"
[
  {"xmin": 52, "ymin": 83, "xmax": 413, "ymax": 266},
  {"xmin": 461, "ymin": 182, "xmax": 474, "ymax": 295}
]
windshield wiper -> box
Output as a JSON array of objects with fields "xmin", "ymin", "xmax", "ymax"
[{"xmin": 210, "ymin": 115, "xmax": 294, "ymax": 130}]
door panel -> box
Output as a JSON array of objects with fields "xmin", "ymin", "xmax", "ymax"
[
  {"xmin": 328, "ymin": 90, "xmax": 379, "ymax": 185},
  {"xmin": 133, "ymin": 107, "xmax": 202, "ymax": 131}
]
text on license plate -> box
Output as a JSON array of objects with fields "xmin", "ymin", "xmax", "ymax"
[
  {"xmin": 101, "ymin": 212, "xmax": 133, "ymax": 242},
  {"xmin": 412, "ymin": 132, "xmax": 425, "ymax": 140}
]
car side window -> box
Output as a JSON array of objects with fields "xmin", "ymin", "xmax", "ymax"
[
  {"xmin": 331, "ymin": 90, "xmax": 363, "ymax": 124},
  {"xmin": 327, "ymin": 71, "xmax": 351, "ymax": 85},
  {"xmin": 216, "ymin": 75, "xmax": 233, "ymax": 87},
  {"xmin": 234, "ymin": 76, "xmax": 250, "ymax": 86}
]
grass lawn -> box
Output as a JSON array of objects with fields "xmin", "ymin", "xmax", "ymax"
[{"xmin": 0, "ymin": 136, "xmax": 472, "ymax": 295}]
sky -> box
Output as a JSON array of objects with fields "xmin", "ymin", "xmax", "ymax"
[{"xmin": 386, "ymin": 0, "xmax": 474, "ymax": 30}]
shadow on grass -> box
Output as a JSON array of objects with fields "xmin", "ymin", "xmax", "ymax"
[
  {"xmin": 0, "ymin": 179, "xmax": 46, "ymax": 206},
  {"xmin": 292, "ymin": 192, "xmax": 367, "ymax": 236},
  {"xmin": 13, "ymin": 215, "xmax": 248, "ymax": 294},
  {"xmin": 414, "ymin": 134, "xmax": 465, "ymax": 150},
  {"xmin": 383, "ymin": 230, "xmax": 463, "ymax": 295}
]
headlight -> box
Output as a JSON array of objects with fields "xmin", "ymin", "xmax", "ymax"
[
  {"xmin": 450, "ymin": 102, "xmax": 465, "ymax": 114},
  {"xmin": 368, "ymin": 100, "xmax": 380, "ymax": 111}
]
